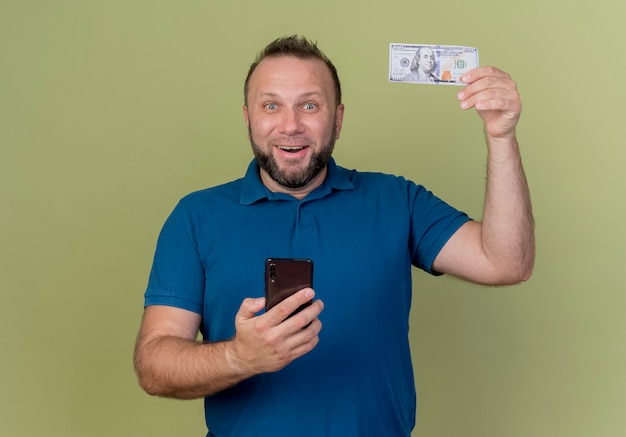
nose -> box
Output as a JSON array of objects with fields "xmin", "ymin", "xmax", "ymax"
[{"xmin": 278, "ymin": 108, "xmax": 304, "ymax": 135}]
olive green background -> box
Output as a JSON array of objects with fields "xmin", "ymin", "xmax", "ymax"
[{"xmin": 2, "ymin": 1, "xmax": 624, "ymax": 436}]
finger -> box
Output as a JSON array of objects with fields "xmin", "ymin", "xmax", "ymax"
[
  {"xmin": 281, "ymin": 298, "xmax": 324, "ymax": 331},
  {"xmin": 459, "ymin": 75, "xmax": 517, "ymax": 102},
  {"xmin": 474, "ymin": 96, "xmax": 521, "ymax": 113},
  {"xmin": 266, "ymin": 288, "xmax": 316, "ymax": 324},
  {"xmin": 281, "ymin": 316, "xmax": 323, "ymax": 356},
  {"xmin": 287, "ymin": 322, "xmax": 321, "ymax": 356},
  {"xmin": 236, "ymin": 297, "xmax": 265, "ymax": 322},
  {"xmin": 460, "ymin": 66, "xmax": 510, "ymax": 84},
  {"xmin": 459, "ymin": 83, "xmax": 520, "ymax": 110}
]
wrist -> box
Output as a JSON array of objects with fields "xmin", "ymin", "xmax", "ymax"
[
  {"xmin": 224, "ymin": 338, "xmax": 251, "ymax": 377},
  {"xmin": 485, "ymin": 130, "xmax": 519, "ymax": 150}
]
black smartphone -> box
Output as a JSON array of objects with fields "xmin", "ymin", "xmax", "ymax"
[{"xmin": 265, "ymin": 258, "xmax": 313, "ymax": 319}]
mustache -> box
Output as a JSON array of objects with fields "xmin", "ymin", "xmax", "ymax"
[
  {"xmin": 246, "ymin": 125, "xmax": 311, "ymax": 145},
  {"xmin": 271, "ymin": 137, "xmax": 312, "ymax": 145}
]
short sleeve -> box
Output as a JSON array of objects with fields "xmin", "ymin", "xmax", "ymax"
[
  {"xmin": 143, "ymin": 199, "xmax": 205, "ymax": 314},
  {"xmin": 408, "ymin": 183, "xmax": 471, "ymax": 274}
]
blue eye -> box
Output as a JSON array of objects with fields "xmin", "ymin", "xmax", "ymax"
[
  {"xmin": 303, "ymin": 103, "xmax": 316, "ymax": 110},
  {"xmin": 265, "ymin": 103, "xmax": 277, "ymax": 110}
]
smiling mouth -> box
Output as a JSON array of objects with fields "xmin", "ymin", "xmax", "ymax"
[{"xmin": 278, "ymin": 146, "xmax": 307, "ymax": 153}]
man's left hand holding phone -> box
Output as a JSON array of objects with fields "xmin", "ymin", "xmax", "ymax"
[{"xmin": 225, "ymin": 258, "xmax": 324, "ymax": 378}]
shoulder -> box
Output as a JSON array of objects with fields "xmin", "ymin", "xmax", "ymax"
[
  {"xmin": 338, "ymin": 165, "xmax": 423, "ymax": 190},
  {"xmin": 159, "ymin": 179, "xmax": 245, "ymax": 230},
  {"xmin": 334, "ymin": 166, "xmax": 430, "ymax": 207},
  {"xmin": 336, "ymin": 166, "xmax": 463, "ymax": 222},
  {"xmin": 179, "ymin": 178, "xmax": 244, "ymax": 207}
]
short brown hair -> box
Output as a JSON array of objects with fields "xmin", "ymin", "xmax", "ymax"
[{"xmin": 244, "ymin": 35, "xmax": 342, "ymax": 106}]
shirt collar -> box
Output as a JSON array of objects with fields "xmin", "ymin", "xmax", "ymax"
[{"xmin": 239, "ymin": 158, "xmax": 354, "ymax": 205}]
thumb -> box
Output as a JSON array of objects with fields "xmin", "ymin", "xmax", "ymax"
[{"xmin": 236, "ymin": 297, "xmax": 265, "ymax": 321}]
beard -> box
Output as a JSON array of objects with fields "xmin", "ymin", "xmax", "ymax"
[{"xmin": 249, "ymin": 122, "xmax": 337, "ymax": 189}]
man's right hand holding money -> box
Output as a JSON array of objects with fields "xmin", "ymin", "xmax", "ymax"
[{"xmin": 457, "ymin": 66, "xmax": 521, "ymax": 140}]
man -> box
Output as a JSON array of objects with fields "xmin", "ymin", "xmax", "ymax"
[
  {"xmin": 403, "ymin": 46, "xmax": 438, "ymax": 82},
  {"xmin": 134, "ymin": 35, "xmax": 534, "ymax": 436}
]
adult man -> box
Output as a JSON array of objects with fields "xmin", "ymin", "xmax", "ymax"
[
  {"xmin": 403, "ymin": 46, "xmax": 438, "ymax": 82},
  {"xmin": 134, "ymin": 35, "xmax": 534, "ymax": 436}
]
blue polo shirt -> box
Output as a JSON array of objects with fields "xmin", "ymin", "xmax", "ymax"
[{"xmin": 145, "ymin": 158, "xmax": 470, "ymax": 436}]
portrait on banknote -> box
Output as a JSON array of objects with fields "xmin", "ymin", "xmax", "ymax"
[
  {"xmin": 403, "ymin": 47, "xmax": 439, "ymax": 83},
  {"xmin": 389, "ymin": 44, "xmax": 479, "ymax": 86}
]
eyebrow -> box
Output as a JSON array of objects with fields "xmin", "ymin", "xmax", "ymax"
[{"xmin": 258, "ymin": 91, "xmax": 324, "ymax": 99}]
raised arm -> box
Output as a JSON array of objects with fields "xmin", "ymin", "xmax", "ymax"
[
  {"xmin": 133, "ymin": 289, "xmax": 323, "ymax": 399},
  {"xmin": 432, "ymin": 66, "xmax": 535, "ymax": 285}
]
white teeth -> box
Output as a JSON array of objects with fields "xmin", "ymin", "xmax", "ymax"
[{"xmin": 279, "ymin": 146, "xmax": 304, "ymax": 151}]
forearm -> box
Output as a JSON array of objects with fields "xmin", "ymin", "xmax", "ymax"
[
  {"xmin": 134, "ymin": 293, "xmax": 323, "ymax": 399},
  {"xmin": 134, "ymin": 335, "xmax": 252, "ymax": 399},
  {"xmin": 481, "ymin": 133, "xmax": 535, "ymax": 282}
]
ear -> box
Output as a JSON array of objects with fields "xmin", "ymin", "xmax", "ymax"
[
  {"xmin": 334, "ymin": 104, "xmax": 345, "ymax": 140},
  {"xmin": 243, "ymin": 105, "xmax": 250, "ymax": 139}
]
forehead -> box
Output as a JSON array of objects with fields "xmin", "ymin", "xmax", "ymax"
[{"xmin": 247, "ymin": 56, "xmax": 335, "ymax": 100}]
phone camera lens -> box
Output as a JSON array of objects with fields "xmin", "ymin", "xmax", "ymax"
[{"xmin": 269, "ymin": 263, "xmax": 276, "ymax": 280}]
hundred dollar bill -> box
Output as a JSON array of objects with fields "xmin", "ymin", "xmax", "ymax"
[{"xmin": 389, "ymin": 43, "xmax": 479, "ymax": 86}]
